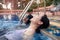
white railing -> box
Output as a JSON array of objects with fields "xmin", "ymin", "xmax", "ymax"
[{"xmin": 19, "ymin": 0, "xmax": 34, "ymax": 21}]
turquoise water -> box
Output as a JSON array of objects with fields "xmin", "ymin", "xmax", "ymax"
[
  {"xmin": 0, "ymin": 15, "xmax": 20, "ymax": 30},
  {"xmin": 0, "ymin": 15, "xmax": 21, "ymax": 36},
  {"xmin": 0, "ymin": 20, "xmax": 20, "ymax": 30},
  {"xmin": 0, "ymin": 20, "xmax": 21, "ymax": 36},
  {"xmin": 46, "ymin": 26, "xmax": 60, "ymax": 36},
  {"xmin": 0, "ymin": 21, "xmax": 60, "ymax": 36},
  {"xmin": 0, "ymin": 15, "xmax": 60, "ymax": 37}
]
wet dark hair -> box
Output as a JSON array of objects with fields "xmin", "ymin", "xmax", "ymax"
[
  {"xmin": 26, "ymin": 15, "xmax": 49, "ymax": 33},
  {"xmin": 36, "ymin": 15, "xmax": 50, "ymax": 33}
]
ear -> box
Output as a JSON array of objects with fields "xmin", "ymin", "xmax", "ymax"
[{"xmin": 38, "ymin": 21, "xmax": 43, "ymax": 25}]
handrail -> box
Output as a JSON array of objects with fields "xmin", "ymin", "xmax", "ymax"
[
  {"xmin": 19, "ymin": 0, "xmax": 34, "ymax": 21},
  {"xmin": 19, "ymin": 1, "xmax": 30, "ymax": 19}
]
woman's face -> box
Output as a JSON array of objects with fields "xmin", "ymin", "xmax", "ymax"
[{"xmin": 30, "ymin": 14, "xmax": 43, "ymax": 29}]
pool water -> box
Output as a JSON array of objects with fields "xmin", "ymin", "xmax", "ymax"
[
  {"xmin": 0, "ymin": 15, "xmax": 20, "ymax": 29},
  {"xmin": 0, "ymin": 21, "xmax": 20, "ymax": 30},
  {"xmin": 0, "ymin": 15, "xmax": 21, "ymax": 36},
  {"xmin": 0, "ymin": 15, "xmax": 60, "ymax": 38},
  {"xmin": 46, "ymin": 26, "xmax": 60, "ymax": 36}
]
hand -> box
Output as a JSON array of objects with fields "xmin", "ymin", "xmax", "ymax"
[{"xmin": 23, "ymin": 18, "xmax": 28, "ymax": 23}]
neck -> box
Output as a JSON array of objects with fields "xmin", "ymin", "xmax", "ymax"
[
  {"xmin": 28, "ymin": 24, "xmax": 37, "ymax": 30},
  {"xmin": 28, "ymin": 23, "xmax": 38, "ymax": 33},
  {"xmin": 24, "ymin": 23, "xmax": 37, "ymax": 36}
]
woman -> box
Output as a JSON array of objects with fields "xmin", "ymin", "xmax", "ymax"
[{"xmin": 0, "ymin": 13, "xmax": 52, "ymax": 40}]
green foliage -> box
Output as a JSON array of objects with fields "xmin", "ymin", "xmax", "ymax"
[
  {"xmin": 28, "ymin": 3, "xmax": 38, "ymax": 12},
  {"xmin": 40, "ymin": 0, "xmax": 53, "ymax": 7},
  {"xmin": 53, "ymin": 0, "xmax": 60, "ymax": 6},
  {"xmin": 27, "ymin": 8, "xmax": 33, "ymax": 12},
  {"xmin": 46, "ymin": 0, "xmax": 53, "ymax": 6},
  {"xmin": 31, "ymin": 3, "xmax": 38, "ymax": 9},
  {"xmin": 40, "ymin": 0, "xmax": 60, "ymax": 6}
]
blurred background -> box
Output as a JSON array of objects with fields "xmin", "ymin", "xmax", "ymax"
[{"xmin": 0, "ymin": 0, "xmax": 60, "ymax": 40}]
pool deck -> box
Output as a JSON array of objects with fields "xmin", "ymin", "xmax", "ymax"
[
  {"xmin": 49, "ymin": 16, "xmax": 60, "ymax": 28},
  {"xmin": 49, "ymin": 16, "xmax": 60, "ymax": 21},
  {"xmin": 50, "ymin": 21, "xmax": 60, "ymax": 28}
]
